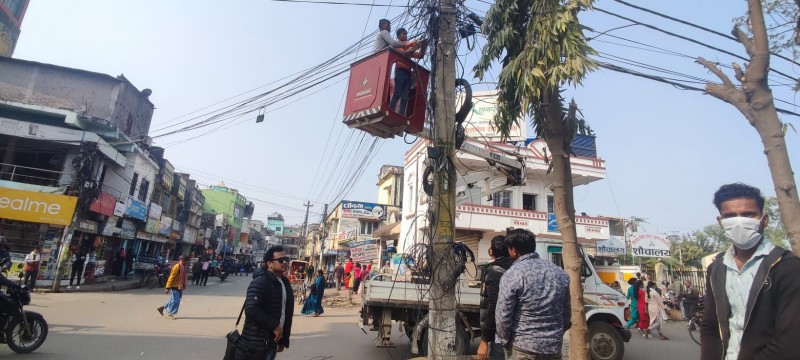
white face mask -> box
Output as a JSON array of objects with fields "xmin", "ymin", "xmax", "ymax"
[{"xmin": 720, "ymin": 216, "xmax": 763, "ymax": 250}]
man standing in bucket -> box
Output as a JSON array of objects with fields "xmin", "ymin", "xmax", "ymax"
[
  {"xmin": 157, "ymin": 256, "xmax": 188, "ymax": 319},
  {"xmin": 700, "ymin": 183, "xmax": 800, "ymax": 359}
]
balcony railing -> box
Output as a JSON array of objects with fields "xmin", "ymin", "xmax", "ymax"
[{"xmin": 0, "ymin": 163, "xmax": 63, "ymax": 187}]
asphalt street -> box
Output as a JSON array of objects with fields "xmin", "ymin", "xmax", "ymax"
[{"xmin": 0, "ymin": 275, "xmax": 700, "ymax": 359}]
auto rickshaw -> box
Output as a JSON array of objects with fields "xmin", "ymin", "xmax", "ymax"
[{"xmin": 288, "ymin": 260, "xmax": 308, "ymax": 304}]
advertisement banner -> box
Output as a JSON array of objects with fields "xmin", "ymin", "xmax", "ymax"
[
  {"xmin": 458, "ymin": 90, "xmax": 526, "ymax": 142},
  {"xmin": 346, "ymin": 239, "xmax": 379, "ymax": 263},
  {"xmin": 0, "ymin": 187, "xmax": 77, "ymax": 226},
  {"xmin": 88, "ymin": 192, "xmax": 116, "ymax": 217},
  {"xmin": 113, "ymin": 201, "xmax": 125, "ymax": 217},
  {"xmin": 148, "ymin": 203, "xmax": 162, "ymax": 219},
  {"xmin": 158, "ymin": 216, "xmax": 173, "ymax": 236},
  {"xmin": 630, "ymin": 233, "xmax": 671, "ymax": 258},
  {"xmin": 101, "ymin": 216, "xmax": 119, "ymax": 236},
  {"xmin": 124, "ymin": 197, "xmax": 147, "ymax": 221},
  {"xmin": 341, "ymin": 201, "xmax": 386, "ymax": 220},
  {"xmin": 596, "ymin": 236, "xmax": 627, "ymax": 256},
  {"xmin": 547, "ymin": 213, "xmax": 558, "ymax": 232},
  {"xmin": 121, "ymin": 219, "xmax": 137, "ymax": 238},
  {"xmin": 145, "ymin": 218, "xmax": 160, "ymax": 234},
  {"xmin": 338, "ymin": 218, "xmax": 360, "ymax": 242}
]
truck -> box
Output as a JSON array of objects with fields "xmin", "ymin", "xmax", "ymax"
[{"xmin": 359, "ymin": 238, "xmax": 631, "ymax": 359}]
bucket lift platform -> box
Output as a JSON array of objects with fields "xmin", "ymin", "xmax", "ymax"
[{"xmin": 342, "ymin": 49, "xmax": 430, "ymax": 138}]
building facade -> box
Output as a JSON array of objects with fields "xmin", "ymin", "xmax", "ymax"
[{"xmin": 0, "ymin": 0, "xmax": 29, "ymax": 57}]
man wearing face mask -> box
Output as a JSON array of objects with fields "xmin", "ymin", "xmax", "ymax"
[{"xmin": 700, "ymin": 183, "xmax": 800, "ymax": 360}]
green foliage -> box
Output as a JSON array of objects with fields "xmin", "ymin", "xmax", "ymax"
[{"xmin": 474, "ymin": 0, "xmax": 597, "ymax": 138}]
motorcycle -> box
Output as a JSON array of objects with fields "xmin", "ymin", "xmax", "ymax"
[
  {"xmin": 218, "ymin": 267, "xmax": 228, "ymax": 282},
  {"xmin": 0, "ymin": 286, "xmax": 48, "ymax": 353}
]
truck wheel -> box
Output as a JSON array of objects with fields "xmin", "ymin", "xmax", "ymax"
[
  {"xmin": 588, "ymin": 321, "xmax": 624, "ymax": 360},
  {"xmin": 454, "ymin": 319, "xmax": 470, "ymax": 355}
]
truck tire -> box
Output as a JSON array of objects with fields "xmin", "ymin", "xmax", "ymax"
[
  {"xmin": 588, "ymin": 321, "xmax": 624, "ymax": 360},
  {"xmin": 413, "ymin": 322, "xmax": 469, "ymax": 356}
]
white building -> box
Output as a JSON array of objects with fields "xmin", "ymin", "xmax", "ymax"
[{"xmin": 399, "ymin": 136, "xmax": 610, "ymax": 270}]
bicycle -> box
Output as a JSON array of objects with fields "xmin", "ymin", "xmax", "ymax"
[{"xmin": 687, "ymin": 306, "xmax": 704, "ymax": 345}]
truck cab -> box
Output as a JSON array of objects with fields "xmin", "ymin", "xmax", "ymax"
[{"xmin": 539, "ymin": 240, "xmax": 632, "ymax": 360}]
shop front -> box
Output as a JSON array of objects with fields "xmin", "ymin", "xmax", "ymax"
[{"xmin": 0, "ymin": 187, "xmax": 77, "ymax": 280}]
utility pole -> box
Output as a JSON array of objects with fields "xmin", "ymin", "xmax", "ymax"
[
  {"xmin": 429, "ymin": 0, "xmax": 458, "ymax": 357},
  {"xmin": 302, "ymin": 201, "xmax": 313, "ymax": 259},
  {"xmin": 318, "ymin": 203, "xmax": 328, "ymax": 267}
]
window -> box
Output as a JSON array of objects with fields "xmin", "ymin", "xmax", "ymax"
[
  {"xmin": 547, "ymin": 195, "xmax": 555, "ymax": 213},
  {"xmin": 138, "ymin": 179, "xmax": 150, "ymax": 202},
  {"xmin": 523, "ymin": 193, "xmax": 538, "ymax": 211},
  {"xmin": 492, "ymin": 190, "xmax": 512, "ymax": 208},
  {"xmin": 360, "ymin": 221, "xmax": 378, "ymax": 235},
  {"xmin": 2, "ymin": 0, "xmax": 25, "ymax": 18},
  {"xmin": 129, "ymin": 173, "xmax": 138, "ymax": 196}
]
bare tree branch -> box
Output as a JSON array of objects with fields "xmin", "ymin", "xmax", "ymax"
[
  {"xmin": 733, "ymin": 63, "xmax": 745, "ymax": 83},
  {"xmin": 732, "ymin": 26, "xmax": 755, "ymax": 58},
  {"xmin": 697, "ymin": 57, "xmax": 735, "ymax": 88},
  {"xmin": 746, "ymin": 0, "xmax": 770, "ymax": 84}
]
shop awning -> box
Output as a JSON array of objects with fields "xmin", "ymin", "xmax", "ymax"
[{"xmin": 373, "ymin": 221, "xmax": 400, "ymax": 240}]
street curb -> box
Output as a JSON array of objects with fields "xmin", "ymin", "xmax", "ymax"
[{"xmin": 32, "ymin": 281, "xmax": 139, "ymax": 294}]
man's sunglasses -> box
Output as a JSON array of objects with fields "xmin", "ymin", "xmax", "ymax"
[{"xmin": 270, "ymin": 257, "xmax": 290, "ymax": 263}]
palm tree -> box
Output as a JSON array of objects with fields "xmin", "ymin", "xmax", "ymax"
[{"xmin": 474, "ymin": 0, "xmax": 597, "ymax": 358}]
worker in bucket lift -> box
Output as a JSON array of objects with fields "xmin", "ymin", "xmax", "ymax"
[
  {"xmin": 390, "ymin": 28, "xmax": 428, "ymax": 117},
  {"xmin": 373, "ymin": 19, "xmax": 415, "ymax": 53}
]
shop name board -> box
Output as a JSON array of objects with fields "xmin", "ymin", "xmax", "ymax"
[
  {"xmin": 88, "ymin": 192, "xmax": 117, "ymax": 217},
  {"xmin": 630, "ymin": 233, "xmax": 671, "ymax": 258},
  {"xmin": 341, "ymin": 201, "xmax": 386, "ymax": 220},
  {"xmin": 596, "ymin": 235, "xmax": 626, "ymax": 256},
  {"xmin": 76, "ymin": 219, "xmax": 99, "ymax": 234},
  {"xmin": 0, "ymin": 188, "xmax": 77, "ymax": 226},
  {"xmin": 124, "ymin": 197, "xmax": 147, "ymax": 221}
]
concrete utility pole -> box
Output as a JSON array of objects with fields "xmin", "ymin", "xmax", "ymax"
[
  {"xmin": 318, "ymin": 203, "xmax": 328, "ymax": 267},
  {"xmin": 429, "ymin": 0, "xmax": 458, "ymax": 357},
  {"xmin": 302, "ymin": 201, "xmax": 313, "ymax": 258}
]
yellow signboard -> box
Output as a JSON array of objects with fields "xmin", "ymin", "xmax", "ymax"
[{"xmin": 0, "ymin": 188, "xmax": 77, "ymax": 226}]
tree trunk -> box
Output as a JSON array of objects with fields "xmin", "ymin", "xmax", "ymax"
[
  {"xmin": 543, "ymin": 92, "xmax": 589, "ymax": 360},
  {"xmin": 698, "ymin": 0, "xmax": 800, "ymax": 255}
]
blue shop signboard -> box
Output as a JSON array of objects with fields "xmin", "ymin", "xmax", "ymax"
[
  {"xmin": 124, "ymin": 197, "xmax": 147, "ymax": 221},
  {"xmin": 341, "ymin": 200, "xmax": 386, "ymax": 220}
]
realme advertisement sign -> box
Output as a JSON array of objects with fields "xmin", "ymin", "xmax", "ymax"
[{"xmin": 0, "ymin": 188, "xmax": 77, "ymax": 225}]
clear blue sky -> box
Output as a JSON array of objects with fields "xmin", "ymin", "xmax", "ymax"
[{"xmin": 13, "ymin": 0, "xmax": 799, "ymax": 232}]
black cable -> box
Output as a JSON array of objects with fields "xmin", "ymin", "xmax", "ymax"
[{"xmin": 266, "ymin": 0, "xmax": 409, "ymax": 6}]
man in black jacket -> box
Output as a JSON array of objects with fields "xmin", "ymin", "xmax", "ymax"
[
  {"xmin": 477, "ymin": 235, "xmax": 514, "ymax": 360},
  {"xmin": 701, "ymin": 183, "xmax": 800, "ymax": 360},
  {"xmin": 241, "ymin": 246, "xmax": 294, "ymax": 359}
]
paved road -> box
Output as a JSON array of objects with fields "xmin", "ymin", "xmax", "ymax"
[{"xmin": 0, "ymin": 276, "xmax": 700, "ymax": 359}]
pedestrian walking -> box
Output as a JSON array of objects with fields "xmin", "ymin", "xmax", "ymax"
[
  {"xmin": 200, "ymin": 257, "xmax": 211, "ymax": 286},
  {"xmin": 114, "ymin": 247, "xmax": 125, "ymax": 279},
  {"xmin": 157, "ymin": 255, "xmax": 188, "ymax": 319},
  {"xmin": 124, "ymin": 248, "xmax": 134, "ymax": 280},
  {"xmin": 239, "ymin": 245, "xmax": 294, "ymax": 359},
  {"xmin": 668, "ymin": 276, "xmax": 685, "ymax": 320},
  {"xmin": 636, "ymin": 279, "xmax": 650, "ymax": 336},
  {"xmin": 645, "ymin": 281, "xmax": 669, "ymax": 340},
  {"xmin": 701, "ymin": 183, "xmax": 800, "ymax": 359},
  {"xmin": 67, "ymin": 249, "xmax": 86, "ymax": 289},
  {"xmin": 23, "ymin": 248, "xmax": 41, "ymax": 287},
  {"xmin": 192, "ymin": 257, "xmax": 203, "ymax": 285},
  {"xmin": 343, "ymin": 258, "xmax": 354, "ymax": 290},
  {"xmin": 625, "ymin": 277, "xmax": 640, "ymax": 329},
  {"xmin": 477, "ymin": 235, "xmax": 513, "ymax": 360},
  {"xmin": 301, "ymin": 269, "xmax": 326, "ymax": 317},
  {"xmin": 496, "ymin": 229, "xmax": 570, "ymax": 360},
  {"xmin": 333, "ymin": 262, "xmax": 344, "ymax": 291}
]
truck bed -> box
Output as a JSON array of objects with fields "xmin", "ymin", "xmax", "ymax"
[{"xmin": 363, "ymin": 279, "xmax": 482, "ymax": 312}]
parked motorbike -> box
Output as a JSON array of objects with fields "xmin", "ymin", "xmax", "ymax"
[{"xmin": 0, "ymin": 286, "xmax": 48, "ymax": 353}]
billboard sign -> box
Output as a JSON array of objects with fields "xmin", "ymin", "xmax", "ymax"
[
  {"xmin": 341, "ymin": 201, "xmax": 386, "ymax": 220},
  {"xmin": 345, "ymin": 239, "xmax": 379, "ymax": 263},
  {"xmin": 458, "ymin": 90, "xmax": 526, "ymax": 142},
  {"xmin": 596, "ymin": 236, "xmax": 626, "ymax": 256},
  {"xmin": 630, "ymin": 233, "xmax": 671, "ymax": 258},
  {"xmin": 0, "ymin": 188, "xmax": 77, "ymax": 226}
]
